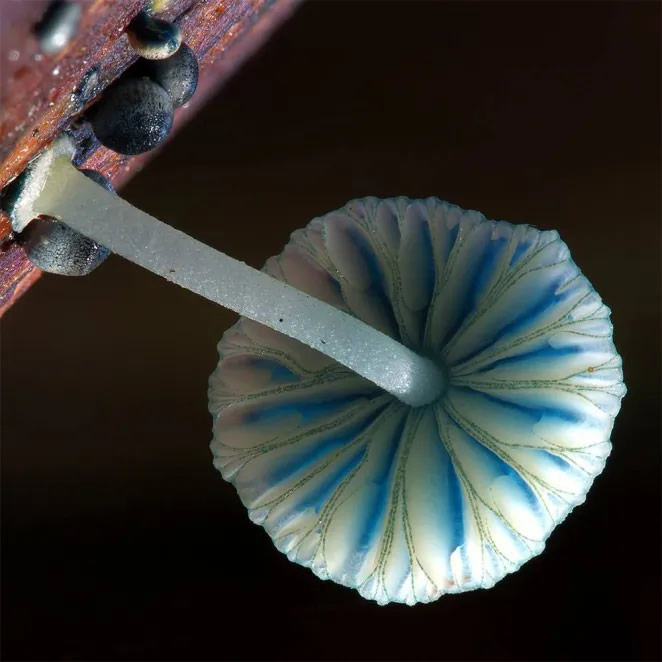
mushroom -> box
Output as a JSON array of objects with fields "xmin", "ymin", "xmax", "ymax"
[
  {"xmin": 4, "ymin": 140, "xmax": 625, "ymax": 605},
  {"xmin": 208, "ymin": 197, "xmax": 626, "ymax": 605}
]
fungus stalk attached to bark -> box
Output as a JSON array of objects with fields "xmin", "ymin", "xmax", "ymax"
[{"xmin": 9, "ymin": 142, "xmax": 446, "ymax": 407}]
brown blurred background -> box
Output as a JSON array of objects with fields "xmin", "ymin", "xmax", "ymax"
[{"xmin": 2, "ymin": 1, "xmax": 660, "ymax": 660}]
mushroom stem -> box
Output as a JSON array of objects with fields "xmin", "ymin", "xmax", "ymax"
[{"xmin": 30, "ymin": 155, "xmax": 446, "ymax": 406}]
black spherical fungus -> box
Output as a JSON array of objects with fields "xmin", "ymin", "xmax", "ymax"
[
  {"xmin": 89, "ymin": 77, "xmax": 174, "ymax": 156},
  {"xmin": 17, "ymin": 170, "xmax": 113, "ymax": 277},
  {"xmin": 18, "ymin": 219, "xmax": 110, "ymax": 276},
  {"xmin": 129, "ymin": 42, "xmax": 198, "ymax": 107},
  {"xmin": 127, "ymin": 10, "xmax": 181, "ymax": 60}
]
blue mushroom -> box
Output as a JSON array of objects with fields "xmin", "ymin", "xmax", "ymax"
[{"xmin": 208, "ymin": 196, "xmax": 626, "ymax": 605}]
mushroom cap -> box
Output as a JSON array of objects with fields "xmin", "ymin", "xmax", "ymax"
[{"xmin": 208, "ymin": 196, "xmax": 625, "ymax": 605}]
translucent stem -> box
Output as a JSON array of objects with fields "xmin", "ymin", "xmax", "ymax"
[{"xmin": 34, "ymin": 157, "xmax": 445, "ymax": 406}]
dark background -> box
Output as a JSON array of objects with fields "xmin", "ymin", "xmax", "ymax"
[{"xmin": 2, "ymin": 1, "xmax": 660, "ymax": 660}]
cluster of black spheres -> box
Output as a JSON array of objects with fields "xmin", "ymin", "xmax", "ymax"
[
  {"xmin": 16, "ymin": 170, "xmax": 115, "ymax": 276},
  {"xmin": 89, "ymin": 12, "xmax": 198, "ymax": 156},
  {"xmin": 10, "ymin": 10, "xmax": 199, "ymax": 276}
]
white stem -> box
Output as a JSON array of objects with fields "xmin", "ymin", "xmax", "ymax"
[{"xmin": 34, "ymin": 157, "xmax": 445, "ymax": 406}]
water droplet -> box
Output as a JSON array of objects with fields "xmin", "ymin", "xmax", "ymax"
[{"xmin": 34, "ymin": 1, "xmax": 81, "ymax": 55}]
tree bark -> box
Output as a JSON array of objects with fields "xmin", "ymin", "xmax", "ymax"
[{"xmin": 0, "ymin": 0, "xmax": 301, "ymax": 317}]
